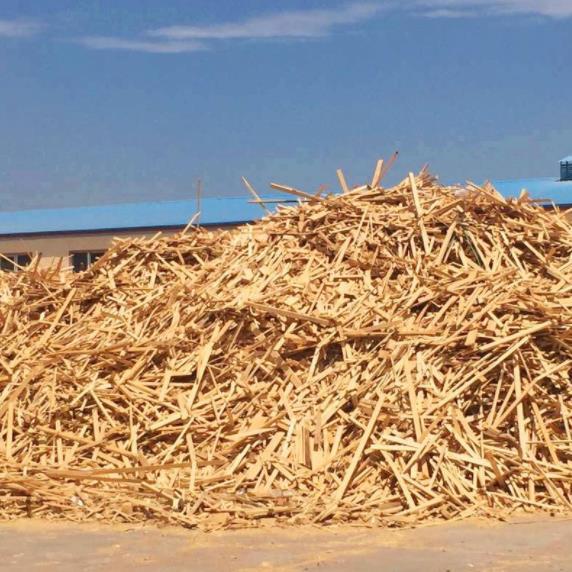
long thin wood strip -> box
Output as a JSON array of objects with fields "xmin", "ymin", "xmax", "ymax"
[{"xmin": 335, "ymin": 392, "xmax": 385, "ymax": 502}]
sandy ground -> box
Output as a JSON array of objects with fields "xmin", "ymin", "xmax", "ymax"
[{"xmin": 0, "ymin": 516, "xmax": 570, "ymax": 571}]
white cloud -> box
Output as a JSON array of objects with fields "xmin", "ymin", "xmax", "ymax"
[
  {"xmin": 77, "ymin": 36, "xmax": 206, "ymax": 54},
  {"xmin": 0, "ymin": 19, "xmax": 43, "ymax": 38},
  {"xmin": 149, "ymin": 3, "xmax": 382, "ymax": 41},
  {"xmin": 411, "ymin": 0, "xmax": 572, "ymax": 18},
  {"xmin": 76, "ymin": 3, "xmax": 382, "ymax": 54},
  {"xmin": 68, "ymin": 0, "xmax": 572, "ymax": 55},
  {"xmin": 422, "ymin": 8, "xmax": 479, "ymax": 17}
]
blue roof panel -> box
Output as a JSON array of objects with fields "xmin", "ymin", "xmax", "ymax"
[
  {"xmin": 492, "ymin": 177, "xmax": 572, "ymax": 206},
  {"xmin": 0, "ymin": 195, "xmax": 296, "ymax": 237},
  {"xmin": 560, "ymin": 156, "xmax": 572, "ymax": 163}
]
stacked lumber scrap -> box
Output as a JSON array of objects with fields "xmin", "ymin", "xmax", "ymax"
[{"xmin": 0, "ymin": 165, "xmax": 571, "ymax": 529}]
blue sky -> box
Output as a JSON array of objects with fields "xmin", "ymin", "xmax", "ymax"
[{"xmin": 0, "ymin": 1, "xmax": 571, "ymax": 209}]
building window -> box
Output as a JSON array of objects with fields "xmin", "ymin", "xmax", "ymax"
[
  {"xmin": 71, "ymin": 251, "xmax": 105, "ymax": 273},
  {"xmin": 0, "ymin": 253, "xmax": 32, "ymax": 272}
]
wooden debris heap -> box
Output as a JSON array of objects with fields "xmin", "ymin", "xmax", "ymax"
[{"xmin": 0, "ymin": 166, "xmax": 571, "ymax": 529}]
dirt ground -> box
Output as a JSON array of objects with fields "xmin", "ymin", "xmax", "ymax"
[{"xmin": 0, "ymin": 516, "xmax": 570, "ymax": 571}]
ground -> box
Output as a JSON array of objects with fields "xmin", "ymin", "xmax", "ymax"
[{"xmin": 0, "ymin": 516, "xmax": 570, "ymax": 571}]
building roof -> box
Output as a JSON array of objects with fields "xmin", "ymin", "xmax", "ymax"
[
  {"xmin": 0, "ymin": 195, "xmax": 296, "ymax": 237},
  {"xmin": 492, "ymin": 177, "xmax": 572, "ymax": 207},
  {"xmin": 560, "ymin": 156, "xmax": 572, "ymax": 163}
]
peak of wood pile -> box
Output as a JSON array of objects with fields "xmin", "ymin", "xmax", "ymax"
[{"xmin": 1, "ymin": 167, "xmax": 571, "ymax": 530}]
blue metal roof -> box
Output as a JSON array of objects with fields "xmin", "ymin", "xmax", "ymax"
[
  {"xmin": 492, "ymin": 177, "xmax": 572, "ymax": 206},
  {"xmin": 0, "ymin": 195, "xmax": 296, "ymax": 237}
]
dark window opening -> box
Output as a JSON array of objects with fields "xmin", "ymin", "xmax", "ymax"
[
  {"xmin": 90, "ymin": 251, "xmax": 104, "ymax": 265},
  {"xmin": 71, "ymin": 251, "xmax": 105, "ymax": 273},
  {"xmin": 0, "ymin": 253, "xmax": 32, "ymax": 272}
]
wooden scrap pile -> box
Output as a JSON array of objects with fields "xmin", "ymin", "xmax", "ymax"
[{"xmin": 1, "ymin": 165, "xmax": 571, "ymax": 529}]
